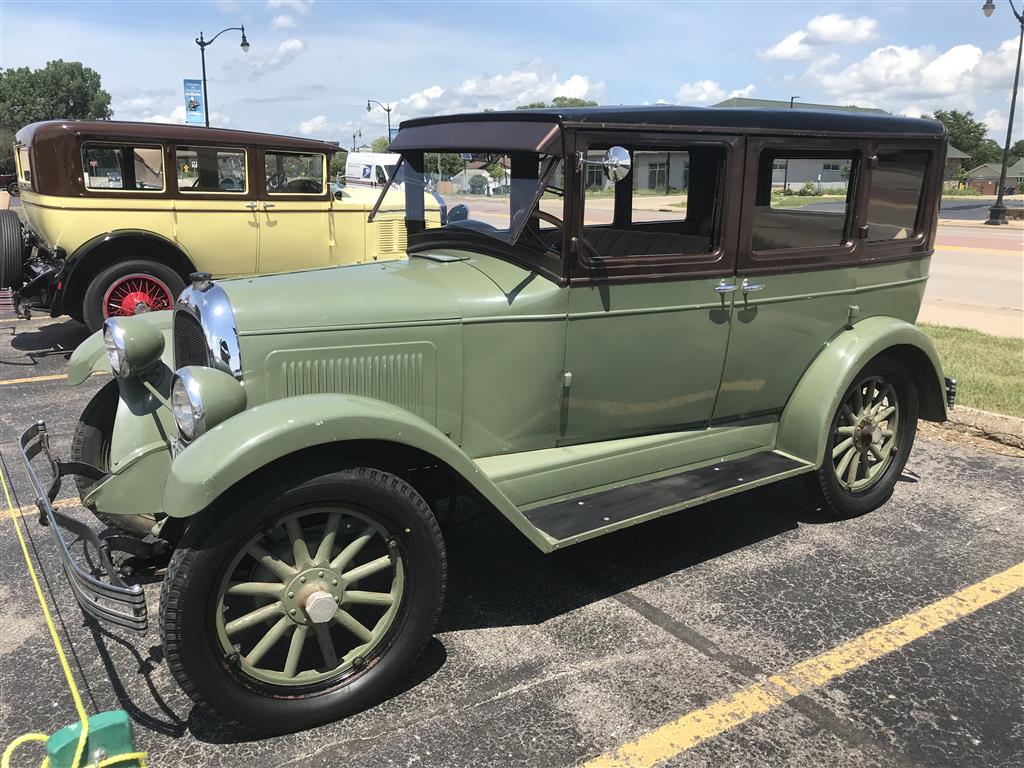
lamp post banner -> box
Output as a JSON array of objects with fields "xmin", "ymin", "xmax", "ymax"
[
  {"xmin": 183, "ymin": 79, "xmax": 205, "ymax": 126},
  {"xmin": 389, "ymin": 127, "xmax": 400, "ymax": 143}
]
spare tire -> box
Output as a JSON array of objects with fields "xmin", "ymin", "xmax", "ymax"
[{"xmin": 0, "ymin": 209, "xmax": 23, "ymax": 289}]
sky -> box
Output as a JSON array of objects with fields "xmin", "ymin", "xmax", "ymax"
[{"xmin": 1, "ymin": 0, "xmax": 1021, "ymax": 147}]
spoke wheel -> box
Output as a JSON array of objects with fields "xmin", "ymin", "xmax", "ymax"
[
  {"xmin": 214, "ymin": 506, "xmax": 404, "ymax": 687},
  {"xmin": 830, "ymin": 375, "xmax": 900, "ymax": 493},
  {"xmin": 103, "ymin": 272, "xmax": 174, "ymax": 318}
]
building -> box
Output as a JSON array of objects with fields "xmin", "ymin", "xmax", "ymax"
[
  {"xmin": 944, "ymin": 146, "xmax": 970, "ymax": 182},
  {"xmin": 965, "ymin": 160, "xmax": 1024, "ymax": 194}
]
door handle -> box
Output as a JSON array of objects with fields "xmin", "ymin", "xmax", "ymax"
[
  {"xmin": 263, "ymin": 203, "xmax": 276, "ymax": 209},
  {"xmin": 714, "ymin": 280, "xmax": 738, "ymax": 294},
  {"xmin": 741, "ymin": 278, "xmax": 765, "ymax": 292},
  {"xmin": 245, "ymin": 202, "xmax": 257, "ymax": 210}
]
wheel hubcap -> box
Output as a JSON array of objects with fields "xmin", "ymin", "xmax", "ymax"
[
  {"xmin": 831, "ymin": 375, "xmax": 900, "ymax": 492},
  {"xmin": 215, "ymin": 507, "xmax": 404, "ymax": 687}
]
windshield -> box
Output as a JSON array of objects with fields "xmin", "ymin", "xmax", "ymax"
[{"xmin": 372, "ymin": 150, "xmax": 565, "ymax": 255}]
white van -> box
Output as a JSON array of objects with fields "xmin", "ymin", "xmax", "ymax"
[{"xmin": 345, "ymin": 152, "xmax": 401, "ymax": 187}]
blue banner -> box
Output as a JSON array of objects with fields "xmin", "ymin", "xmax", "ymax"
[
  {"xmin": 183, "ymin": 79, "xmax": 205, "ymax": 125},
  {"xmin": 389, "ymin": 127, "xmax": 400, "ymax": 143}
]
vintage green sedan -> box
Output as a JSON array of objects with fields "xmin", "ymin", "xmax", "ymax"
[{"xmin": 20, "ymin": 106, "xmax": 955, "ymax": 732}]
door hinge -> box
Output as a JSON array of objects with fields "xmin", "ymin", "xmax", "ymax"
[{"xmin": 562, "ymin": 370, "xmax": 573, "ymax": 389}]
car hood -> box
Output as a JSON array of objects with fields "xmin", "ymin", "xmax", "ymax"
[{"xmin": 220, "ymin": 255, "xmax": 493, "ymax": 334}]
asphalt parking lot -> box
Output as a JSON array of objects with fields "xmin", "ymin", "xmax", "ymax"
[{"xmin": 1, "ymin": 313, "xmax": 1022, "ymax": 768}]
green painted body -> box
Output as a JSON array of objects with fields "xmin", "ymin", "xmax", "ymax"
[
  {"xmin": 69, "ymin": 244, "xmax": 945, "ymax": 550},
  {"xmin": 46, "ymin": 710, "xmax": 139, "ymax": 768}
]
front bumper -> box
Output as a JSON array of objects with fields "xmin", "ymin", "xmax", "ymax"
[{"xmin": 18, "ymin": 420, "xmax": 148, "ymax": 632}]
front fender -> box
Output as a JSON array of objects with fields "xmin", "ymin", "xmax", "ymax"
[
  {"xmin": 777, "ymin": 316, "xmax": 946, "ymax": 467},
  {"xmin": 163, "ymin": 394, "xmax": 553, "ymax": 551},
  {"xmin": 67, "ymin": 310, "xmax": 174, "ymax": 385}
]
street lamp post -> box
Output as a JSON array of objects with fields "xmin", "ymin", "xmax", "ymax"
[
  {"xmin": 352, "ymin": 130, "xmax": 362, "ymax": 151},
  {"xmin": 195, "ymin": 25, "xmax": 250, "ymax": 128},
  {"xmin": 783, "ymin": 96, "xmax": 800, "ymax": 192},
  {"xmin": 982, "ymin": 0, "xmax": 1024, "ymax": 225},
  {"xmin": 367, "ymin": 100, "xmax": 393, "ymax": 141}
]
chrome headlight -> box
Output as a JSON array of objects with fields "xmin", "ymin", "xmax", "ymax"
[
  {"xmin": 103, "ymin": 317, "xmax": 166, "ymax": 378},
  {"xmin": 103, "ymin": 321, "xmax": 129, "ymax": 376},
  {"xmin": 171, "ymin": 366, "xmax": 246, "ymax": 441}
]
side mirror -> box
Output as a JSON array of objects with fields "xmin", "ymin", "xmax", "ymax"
[
  {"xmin": 448, "ymin": 204, "xmax": 469, "ymax": 222},
  {"xmin": 603, "ymin": 146, "xmax": 631, "ymax": 182}
]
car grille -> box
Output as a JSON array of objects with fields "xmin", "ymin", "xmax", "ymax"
[{"xmin": 173, "ymin": 309, "xmax": 210, "ymax": 370}]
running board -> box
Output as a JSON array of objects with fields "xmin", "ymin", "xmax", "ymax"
[{"xmin": 523, "ymin": 451, "xmax": 813, "ymax": 547}]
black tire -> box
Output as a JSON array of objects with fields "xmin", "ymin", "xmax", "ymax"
[
  {"xmin": 809, "ymin": 356, "xmax": 919, "ymax": 519},
  {"xmin": 160, "ymin": 466, "xmax": 447, "ymax": 733},
  {"xmin": 70, "ymin": 380, "xmax": 158, "ymax": 537},
  {"xmin": 81, "ymin": 259, "xmax": 185, "ymax": 333},
  {"xmin": 7, "ymin": 181, "xmax": 19, "ymax": 197},
  {"xmin": 0, "ymin": 209, "xmax": 23, "ymax": 289}
]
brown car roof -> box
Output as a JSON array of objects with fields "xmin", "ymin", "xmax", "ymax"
[{"xmin": 15, "ymin": 120, "xmax": 340, "ymax": 153}]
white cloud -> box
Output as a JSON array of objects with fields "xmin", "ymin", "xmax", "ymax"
[
  {"xmin": 272, "ymin": 14, "xmax": 297, "ymax": 29},
  {"xmin": 139, "ymin": 105, "xmax": 231, "ymax": 128},
  {"xmin": 297, "ymin": 114, "xmax": 328, "ymax": 135},
  {"xmin": 982, "ymin": 109, "xmax": 1006, "ymax": 136},
  {"xmin": 225, "ymin": 38, "xmax": 305, "ymax": 80},
  {"xmin": 674, "ymin": 80, "xmax": 755, "ymax": 104},
  {"xmin": 762, "ymin": 14, "xmax": 878, "ymax": 60},
  {"xmin": 267, "ymin": 0, "xmax": 312, "ymax": 13}
]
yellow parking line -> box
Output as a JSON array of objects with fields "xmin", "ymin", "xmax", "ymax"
[
  {"xmin": 0, "ymin": 371, "xmax": 107, "ymax": 386},
  {"xmin": 2, "ymin": 497, "xmax": 79, "ymax": 520},
  {"xmin": 584, "ymin": 561, "xmax": 1024, "ymax": 768}
]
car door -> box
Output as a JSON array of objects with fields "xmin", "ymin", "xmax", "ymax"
[
  {"xmin": 712, "ymin": 137, "xmax": 868, "ymax": 423},
  {"xmin": 172, "ymin": 144, "xmax": 258, "ymax": 277},
  {"xmin": 256, "ymin": 148, "xmax": 332, "ymax": 273},
  {"xmin": 561, "ymin": 132, "xmax": 742, "ymax": 445}
]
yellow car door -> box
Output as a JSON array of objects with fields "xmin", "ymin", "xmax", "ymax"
[{"xmin": 257, "ymin": 149, "xmax": 332, "ymax": 273}]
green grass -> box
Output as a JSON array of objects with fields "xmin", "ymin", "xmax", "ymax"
[
  {"xmin": 767, "ymin": 194, "xmax": 847, "ymax": 208},
  {"xmin": 941, "ymin": 187, "xmax": 981, "ymax": 197},
  {"xmin": 919, "ymin": 323, "xmax": 1024, "ymax": 417}
]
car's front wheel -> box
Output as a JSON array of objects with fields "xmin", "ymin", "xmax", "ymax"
[
  {"xmin": 7, "ymin": 181, "xmax": 19, "ymax": 197},
  {"xmin": 160, "ymin": 466, "xmax": 447, "ymax": 733},
  {"xmin": 810, "ymin": 356, "xmax": 919, "ymax": 519},
  {"xmin": 81, "ymin": 259, "xmax": 185, "ymax": 333}
]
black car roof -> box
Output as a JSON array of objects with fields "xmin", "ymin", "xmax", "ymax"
[{"xmin": 399, "ymin": 106, "xmax": 945, "ymax": 138}]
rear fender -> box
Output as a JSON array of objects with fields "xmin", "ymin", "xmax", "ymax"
[
  {"xmin": 67, "ymin": 310, "xmax": 174, "ymax": 384},
  {"xmin": 777, "ymin": 316, "xmax": 946, "ymax": 467},
  {"xmin": 162, "ymin": 394, "xmax": 553, "ymax": 551}
]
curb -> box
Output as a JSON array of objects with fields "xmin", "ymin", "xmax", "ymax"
[
  {"xmin": 947, "ymin": 405, "xmax": 1024, "ymax": 450},
  {"xmin": 937, "ymin": 218, "xmax": 1024, "ymax": 229}
]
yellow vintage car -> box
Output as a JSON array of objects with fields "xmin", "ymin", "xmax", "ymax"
[{"xmin": 2, "ymin": 120, "xmax": 441, "ymax": 331}]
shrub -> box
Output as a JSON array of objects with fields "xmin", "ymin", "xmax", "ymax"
[{"xmin": 797, "ymin": 181, "xmax": 817, "ymax": 196}]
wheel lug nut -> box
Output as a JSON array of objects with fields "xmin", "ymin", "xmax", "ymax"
[
  {"xmin": 299, "ymin": 576, "xmax": 306, "ymax": 583},
  {"xmin": 289, "ymin": 608, "xmax": 297, "ymax": 616},
  {"xmin": 331, "ymin": 579, "xmax": 338, "ymax": 586},
  {"xmin": 287, "ymin": 591, "xmax": 294, "ymax": 599},
  {"xmin": 318, "ymin": 570, "xmax": 324, "ymax": 578}
]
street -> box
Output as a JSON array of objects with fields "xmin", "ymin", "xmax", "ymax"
[{"xmin": 1, "ymin": 312, "xmax": 1021, "ymax": 768}]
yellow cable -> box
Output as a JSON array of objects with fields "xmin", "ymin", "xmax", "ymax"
[{"xmin": 0, "ymin": 465, "xmax": 148, "ymax": 768}]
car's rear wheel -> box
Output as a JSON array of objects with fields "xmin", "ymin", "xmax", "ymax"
[
  {"xmin": 160, "ymin": 466, "xmax": 446, "ymax": 733},
  {"xmin": 0, "ymin": 209, "xmax": 23, "ymax": 289},
  {"xmin": 81, "ymin": 259, "xmax": 184, "ymax": 332},
  {"xmin": 70, "ymin": 380, "xmax": 158, "ymax": 537},
  {"xmin": 810, "ymin": 356, "xmax": 918, "ymax": 519}
]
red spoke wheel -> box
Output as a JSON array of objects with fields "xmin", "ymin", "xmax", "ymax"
[
  {"xmin": 103, "ymin": 273, "xmax": 174, "ymax": 317},
  {"xmin": 82, "ymin": 259, "xmax": 186, "ymax": 332}
]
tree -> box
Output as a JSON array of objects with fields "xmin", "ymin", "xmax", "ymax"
[
  {"xmin": 1009, "ymin": 139, "xmax": 1024, "ymax": 165},
  {"xmin": 929, "ymin": 109, "xmax": 995, "ymax": 168},
  {"xmin": 329, "ymin": 150, "xmax": 348, "ymax": 180},
  {"xmin": 516, "ymin": 96, "xmax": 599, "ymax": 110},
  {"xmin": 425, "ymin": 152, "xmax": 464, "ymax": 179},
  {"xmin": 370, "ymin": 136, "xmax": 390, "ymax": 153},
  {"xmin": 0, "ymin": 60, "xmax": 112, "ymax": 131},
  {"xmin": 971, "ymin": 138, "xmax": 1003, "ymax": 168}
]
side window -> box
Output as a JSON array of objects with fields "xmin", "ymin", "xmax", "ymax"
[
  {"xmin": 82, "ymin": 144, "xmax": 164, "ymax": 191},
  {"xmin": 581, "ymin": 144, "xmax": 721, "ymax": 259},
  {"xmin": 177, "ymin": 146, "xmax": 247, "ymax": 193},
  {"xmin": 375, "ymin": 165, "xmax": 387, "ymax": 185},
  {"xmin": 82, "ymin": 145, "xmax": 124, "ymax": 189},
  {"xmin": 866, "ymin": 149, "xmax": 929, "ymax": 241},
  {"xmin": 751, "ymin": 154, "xmax": 855, "ymax": 251},
  {"xmin": 16, "ymin": 146, "xmax": 32, "ymax": 183},
  {"xmin": 265, "ymin": 151, "xmax": 325, "ymax": 194}
]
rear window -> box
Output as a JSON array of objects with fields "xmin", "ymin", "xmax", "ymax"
[
  {"xmin": 82, "ymin": 143, "xmax": 165, "ymax": 191},
  {"xmin": 865, "ymin": 149, "xmax": 930, "ymax": 241},
  {"xmin": 16, "ymin": 146, "xmax": 31, "ymax": 183},
  {"xmin": 176, "ymin": 146, "xmax": 247, "ymax": 193}
]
